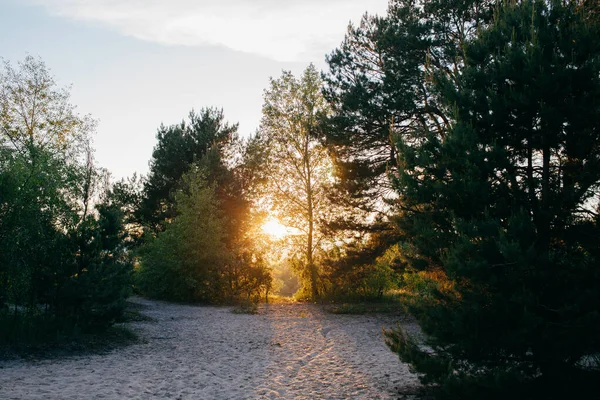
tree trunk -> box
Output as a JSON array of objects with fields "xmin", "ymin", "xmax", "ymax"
[
  {"xmin": 306, "ymin": 129, "xmax": 318, "ymax": 300},
  {"xmin": 527, "ymin": 135, "xmax": 536, "ymax": 219},
  {"xmin": 307, "ymin": 214, "xmax": 318, "ymax": 300},
  {"xmin": 539, "ymin": 140, "xmax": 551, "ymax": 259}
]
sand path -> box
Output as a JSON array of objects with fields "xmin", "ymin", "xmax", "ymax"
[{"xmin": 0, "ymin": 298, "xmax": 420, "ymax": 399}]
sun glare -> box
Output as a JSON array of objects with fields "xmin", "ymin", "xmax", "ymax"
[{"xmin": 262, "ymin": 218, "xmax": 288, "ymax": 239}]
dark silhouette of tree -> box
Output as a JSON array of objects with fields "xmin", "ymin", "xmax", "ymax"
[
  {"xmin": 323, "ymin": 0, "xmax": 493, "ymax": 217},
  {"xmin": 387, "ymin": 1, "xmax": 600, "ymax": 398}
]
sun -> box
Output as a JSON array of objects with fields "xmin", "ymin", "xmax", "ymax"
[{"xmin": 261, "ymin": 218, "xmax": 288, "ymax": 239}]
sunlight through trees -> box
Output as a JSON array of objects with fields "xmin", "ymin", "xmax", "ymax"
[
  {"xmin": 3, "ymin": 2, "xmax": 600, "ymax": 399},
  {"xmin": 256, "ymin": 64, "xmax": 335, "ymax": 299},
  {"xmin": 261, "ymin": 218, "xmax": 290, "ymax": 240}
]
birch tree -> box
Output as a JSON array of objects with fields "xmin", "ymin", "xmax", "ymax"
[{"xmin": 259, "ymin": 65, "xmax": 333, "ymax": 299}]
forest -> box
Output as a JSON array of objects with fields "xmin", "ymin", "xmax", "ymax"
[{"xmin": 1, "ymin": 0, "xmax": 600, "ymax": 399}]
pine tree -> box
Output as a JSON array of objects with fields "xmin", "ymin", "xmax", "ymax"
[
  {"xmin": 323, "ymin": 0, "xmax": 493, "ymax": 216},
  {"xmin": 139, "ymin": 108, "xmax": 237, "ymax": 231},
  {"xmin": 388, "ymin": 1, "xmax": 600, "ymax": 398},
  {"xmin": 137, "ymin": 168, "xmax": 228, "ymax": 302},
  {"xmin": 322, "ymin": 0, "xmax": 495, "ymax": 287},
  {"xmin": 0, "ymin": 57, "xmax": 132, "ymax": 337}
]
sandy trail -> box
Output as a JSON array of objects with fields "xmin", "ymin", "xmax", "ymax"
[{"xmin": 0, "ymin": 298, "xmax": 420, "ymax": 399}]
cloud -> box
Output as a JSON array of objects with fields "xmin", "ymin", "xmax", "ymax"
[{"xmin": 27, "ymin": 0, "xmax": 389, "ymax": 62}]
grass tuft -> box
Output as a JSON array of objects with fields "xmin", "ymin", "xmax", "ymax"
[
  {"xmin": 231, "ymin": 300, "xmax": 259, "ymax": 315},
  {"xmin": 327, "ymin": 301, "xmax": 408, "ymax": 315}
]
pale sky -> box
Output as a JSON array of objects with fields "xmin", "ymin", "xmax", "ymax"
[{"xmin": 0, "ymin": 0, "xmax": 388, "ymax": 179}]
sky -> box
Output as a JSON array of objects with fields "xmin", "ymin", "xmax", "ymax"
[{"xmin": 0, "ymin": 0, "xmax": 388, "ymax": 179}]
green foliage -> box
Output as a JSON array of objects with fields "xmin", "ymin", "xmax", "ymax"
[
  {"xmin": 0, "ymin": 57, "xmax": 133, "ymax": 348},
  {"xmin": 136, "ymin": 169, "xmax": 227, "ymax": 302},
  {"xmin": 139, "ymin": 108, "xmax": 238, "ymax": 231},
  {"xmin": 222, "ymin": 251, "xmax": 272, "ymax": 303},
  {"xmin": 323, "ymin": 0, "xmax": 493, "ymax": 214},
  {"xmin": 0, "ymin": 183, "xmax": 133, "ymax": 337},
  {"xmin": 327, "ymin": 258, "xmax": 397, "ymax": 301},
  {"xmin": 321, "ymin": 0, "xmax": 495, "ymax": 303},
  {"xmin": 136, "ymin": 168, "xmax": 271, "ymax": 303},
  {"xmin": 271, "ymin": 262, "xmax": 300, "ymax": 297},
  {"xmin": 108, "ymin": 174, "xmax": 145, "ymax": 245},
  {"xmin": 328, "ymin": 299, "xmax": 406, "ymax": 315},
  {"xmin": 65, "ymin": 205, "xmax": 133, "ymax": 331},
  {"xmin": 134, "ymin": 106, "xmax": 273, "ymax": 304},
  {"xmin": 386, "ymin": 1, "xmax": 600, "ymax": 398},
  {"xmin": 257, "ymin": 65, "xmax": 335, "ymax": 300},
  {"xmin": 321, "ymin": 235, "xmax": 403, "ymax": 301}
]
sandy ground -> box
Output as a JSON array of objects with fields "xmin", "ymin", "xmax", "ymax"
[{"xmin": 0, "ymin": 298, "xmax": 421, "ymax": 399}]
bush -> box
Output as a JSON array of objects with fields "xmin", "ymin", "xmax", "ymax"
[
  {"xmin": 136, "ymin": 168, "xmax": 272, "ymax": 304},
  {"xmin": 0, "ymin": 203, "xmax": 133, "ymax": 348},
  {"xmin": 321, "ymin": 243, "xmax": 401, "ymax": 301}
]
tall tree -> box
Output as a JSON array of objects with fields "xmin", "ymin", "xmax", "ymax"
[
  {"xmin": 137, "ymin": 169, "xmax": 227, "ymax": 302},
  {"xmin": 136, "ymin": 166, "xmax": 271, "ymax": 303},
  {"xmin": 0, "ymin": 56, "xmax": 93, "ymax": 309},
  {"xmin": 258, "ymin": 65, "xmax": 334, "ymax": 299},
  {"xmin": 0, "ymin": 57, "xmax": 131, "ymax": 335},
  {"xmin": 137, "ymin": 110, "xmax": 273, "ymax": 303},
  {"xmin": 323, "ymin": 0, "xmax": 493, "ymax": 217},
  {"xmin": 321, "ymin": 0, "xmax": 495, "ymax": 286},
  {"xmin": 0, "ymin": 56, "xmax": 94, "ymax": 159},
  {"xmin": 387, "ymin": 1, "xmax": 600, "ymax": 398},
  {"xmin": 139, "ymin": 108, "xmax": 237, "ymax": 231}
]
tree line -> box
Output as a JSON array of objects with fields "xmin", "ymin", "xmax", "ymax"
[{"xmin": 2, "ymin": 0, "xmax": 600, "ymax": 398}]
